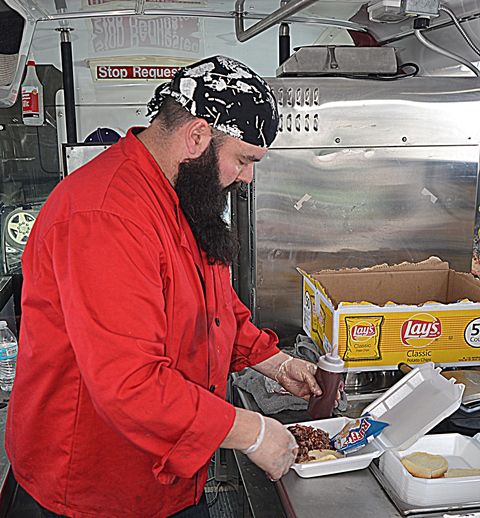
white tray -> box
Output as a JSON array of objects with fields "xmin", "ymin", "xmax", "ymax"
[
  {"xmin": 287, "ymin": 417, "xmax": 382, "ymax": 478},
  {"xmin": 379, "ymin": 433, "xmax": 480, "ymax": 507}
]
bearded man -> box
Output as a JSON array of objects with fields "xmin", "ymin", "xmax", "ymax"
[{"xmin": 6, "ymin": 56, "xmax": 321, "ymax": 518}]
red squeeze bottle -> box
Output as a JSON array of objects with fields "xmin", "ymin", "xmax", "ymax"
[{"xmin": 307, "ymin": 353, "xmax": 344, "ymax": 419}]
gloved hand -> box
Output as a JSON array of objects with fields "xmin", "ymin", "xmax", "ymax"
[
  {"xmin": 275, "ymin": 357, "xmax": 322, "ymax": 399},
  {"xmin": 244, "ymin": 415, "xmax": 298, "ymax": 481}
]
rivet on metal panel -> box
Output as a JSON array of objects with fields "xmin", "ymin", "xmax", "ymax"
[
  {"xmin": 305, "ymin": 113, "xmax": 310, "ymax": 132},
  {"xmin": 286, "ymin": 113, "xmax": 292, "ymax": 132},
  {"xmin": 335, "ymin": 137, "xmax": 341, "ymax": 144},
  {"xmin": 305, "ymin": 88, "xmax": 311, "ymax": 106},
  {"xmin": 295, "ymin": 114, "xmax": 301, "ymax": 132},
  {"xmin": 402, "ymin": 136, "xmax": 407, "ymax": 142},
  {"xmin": 277, "ymin": 88, "xmax": 284, "ymax": 107},
  {"xmin": 313, "ymin": 88, "xmax": 320, "ymax": 106},
  {"xmin": 279, "ymin": 114, "xmax": 283, "ymax": 132},
  {"xmin": 295, "ymin": 88, "xmax": 302, "ymax": 106},
  {"xmin": 313, "ymin": 114, "xmax": 319, "ymax": 131},
  {"xmin": 287, "ymin": 88, "xmax": 293, "ymax": 106}
]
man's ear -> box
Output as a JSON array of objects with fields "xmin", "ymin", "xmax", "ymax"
[{"xmin": 184, "ymin": 118, "xmax": 212, "ymax": 158}]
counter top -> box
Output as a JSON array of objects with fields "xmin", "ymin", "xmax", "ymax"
[{"xmin": 277, "ymin": 466, "xmax": 400, "ymax": 518}]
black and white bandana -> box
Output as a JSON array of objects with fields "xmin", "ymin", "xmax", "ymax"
[{"xmin": 146, "ymin": 55, "xmax": 279, "ymax": 148}]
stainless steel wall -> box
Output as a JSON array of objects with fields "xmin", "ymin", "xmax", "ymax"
[{"xmin": 250, "ymin": 77, "xmax": 480, "ymax": 340}]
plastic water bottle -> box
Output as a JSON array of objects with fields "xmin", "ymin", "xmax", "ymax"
[
  {"xmin": 0, "ymin": 321, "xmax": 18, "ymax": 392},
  {"xmin": 21, "ymin": 60, "xmax": 44, "ymax": 126}
]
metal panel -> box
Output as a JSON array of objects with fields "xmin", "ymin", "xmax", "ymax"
[
  {"xmin": 62, "ymin": 143, "xmax": 110, "ymax": 176},
  {"xmin": 268, "ymin": 77, "xmax": 480, "ymax": 148},
  {"xmin": 250, "ymin": 77, "xmax": 480, "ymax": 340},
  {"xmin": 276, "ymin": 46, "xmax": 397, "ymax": 76},
  {"xmin": 254, "ymin": 145, "xmax": 478, "ymax": 338}
]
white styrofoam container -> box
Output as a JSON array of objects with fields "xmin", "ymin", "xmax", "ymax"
[
  {"xmin": 289, "ymin": 363, "xmax": 465, "ymax": 479},
  {"xmin": 379, "ymin": 433, "xmax": 480, "ymax": 506},
  {"xmin": 362, "ymin": 363, "xmax": 465, "ymax": 453},
  {"xmin": 289, "ymin": 417, "xmax": 383, "ymax": 478}
]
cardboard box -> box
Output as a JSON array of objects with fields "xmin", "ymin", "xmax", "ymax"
[{"xmin": 298, "ymin": 257, "xmax": 480, "ymax": 371}]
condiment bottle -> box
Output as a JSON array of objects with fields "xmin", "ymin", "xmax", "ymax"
[
  {"xmin": 308, "ymin": 353, "xmax": 344, "ymax": 419},
  {"xmin": 21, "ymin": 60, "xmax": 44, "ymax": 126}
]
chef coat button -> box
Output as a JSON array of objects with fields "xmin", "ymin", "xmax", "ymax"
[
  {"xmin": 209, "ymin": 385, "xmax": 216, "ymax": 392},
  {"xmin": 215, "ymin": 317, "xmax": 221, "ymax": 327}
]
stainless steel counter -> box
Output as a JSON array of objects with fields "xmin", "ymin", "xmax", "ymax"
[
  {"xmin": 277, "ymin": 467, "xmax": 400, "ymax": 518},
  {"xmin": 276, "ymin": 465, "xmax": 480, "ymax": 518}
]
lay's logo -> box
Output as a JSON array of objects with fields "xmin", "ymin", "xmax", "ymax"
[
  {"xmin": 351, "ymin": 323, "xmax": 376, "ymax": 340},
  {"xmin": 401, "ymin": 313, "xmax": 442, "ymax": 347}
]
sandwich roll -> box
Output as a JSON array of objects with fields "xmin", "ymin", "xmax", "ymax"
[{"xmin": 400, "ymin": 452, "xmax": 448, "ymax": 479}]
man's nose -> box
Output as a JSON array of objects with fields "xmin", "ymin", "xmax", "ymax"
[{"xmin": 238, "ymin": 163, "xmax": 254, "ymax": 184}]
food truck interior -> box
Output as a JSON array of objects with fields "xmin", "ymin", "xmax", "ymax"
[{"xmin": 1, "ymin": 0, "xmax": 480, "ymax": 516}]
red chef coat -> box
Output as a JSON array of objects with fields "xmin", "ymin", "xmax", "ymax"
[{"xmin": 5, "ymin": 128, "xmax": 279, "ymax": 518}]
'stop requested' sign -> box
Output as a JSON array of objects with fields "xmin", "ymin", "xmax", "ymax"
[{"xmin": 95, "ymin": 64, "xmax": 182, "ymax": 81}]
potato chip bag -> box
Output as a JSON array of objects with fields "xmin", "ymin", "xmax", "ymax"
[{"xmin": 344, "ymin": 316, "xmax": 384, "ymax": 361}]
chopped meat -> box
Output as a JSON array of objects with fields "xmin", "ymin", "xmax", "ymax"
[{"xmin": 288, "ymin": 424, "xmax": 333, "ymax": 463}]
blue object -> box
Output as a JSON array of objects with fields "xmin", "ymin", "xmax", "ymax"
[
  {"xmin": 84, "ymin": 127, "xmax": 121, "ymax": 144},
  {"xmin": 331, "ymin": 414, "xmax": 389, "ymax": 453}
]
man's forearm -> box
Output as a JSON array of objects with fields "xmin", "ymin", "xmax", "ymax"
[
  {"xmin": 220, "ymin": 353, "xmax": 290, "ymax": 451},
  {"xmin": 220, "ymin": 407, "xmax": 261, "ymax": 450},
  {"xmin": 251, "ymin": 350, "xmax": 291, "ymax": 380}
]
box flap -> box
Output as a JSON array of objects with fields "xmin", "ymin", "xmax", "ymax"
[
  {"xmin": 305, "ymin": 256, "xmax": 449, "ymax": 277},
  {"xmin": 363, "ymin": 363, "xmax": 464, "ymax": 452},
  {"xmin": 316, "ymin": 270, "xmax": 450, "ymax": 307},
  {"xmin": 447, "ymin": 269, "xmax": 480, "ymax": 302},
  {"xmin": 299, "ymin": 258, "xmax": 480, "ymax": 308}
]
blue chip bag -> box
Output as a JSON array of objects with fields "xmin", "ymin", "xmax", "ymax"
[{"xmin": 331, "ymin": 414, "xmax": 389, "ymax": 453}]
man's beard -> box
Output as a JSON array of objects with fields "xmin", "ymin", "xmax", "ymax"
[{"xmin": 174, "ymin": 141, "xmax": 239, "ymax": 266}]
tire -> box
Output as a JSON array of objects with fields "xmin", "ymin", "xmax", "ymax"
[{"xmin": 4, "ymin": 208, "xmax": 37, "ymax": 248}]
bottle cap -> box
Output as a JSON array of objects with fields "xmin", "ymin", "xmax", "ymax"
[
  {"xmin": 0, "ymin": 321, "xmax": 7, "ymax": 329},
  {"xmin": 317, "ymin": 352, "xmax": 344, "ymax": 373},
  {"xmin": 27, "ymin": 60, "xmax": 35, "ymax": 66}
]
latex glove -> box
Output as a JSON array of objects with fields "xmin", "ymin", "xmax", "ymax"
[
  {"xmin": 275, "ymin": 357, "xmax": 322, "ymax": 399},
  {"xmin": 245, "ymin": 415, "xmax": 298, "ymax": 481}
]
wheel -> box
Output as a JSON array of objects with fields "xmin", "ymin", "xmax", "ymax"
[{"xmin": 5, "ymin": 208, "xmax": 36, "ymax": 248}]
